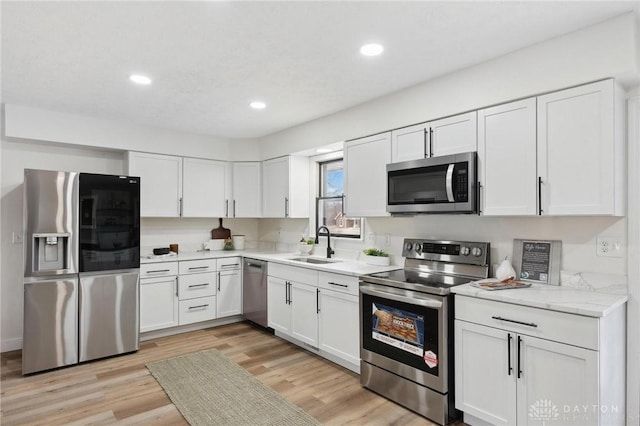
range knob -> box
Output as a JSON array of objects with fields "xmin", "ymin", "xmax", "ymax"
[
  {"xmin": 460, "ymin": 246, "xmax": 470, "ymax": 256},
  {"xmin": 414, "ymin": 243, "xmax": 422, "ymax": 253},
  {"xmin": 471, "ymin": 247, "xmax": 483, "ymax": 257},
  {"xmin": 404, "ymin": 242, "xmax": 413, "ymax": 252}
]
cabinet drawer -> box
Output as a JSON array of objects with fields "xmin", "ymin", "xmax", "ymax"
[
  {"xmin": 455, "ymin": 295, "xmax": 599, "ymax": 350},
  {"xmin": 318, "ymin": 272, "xmax": 358, "ymax": 296},
  {"xmin": 218, "ymin": 256, "xmax": 241, "ymax": 270},
  {"xmin": 268, "ymin": 263, "xmax": 318, "ymax": 286},
  {"xmin": 140, "ymin": 262, "xmax": 178, "ymax": 279},
  {"xmin": 179, "ymin": 296, "xmax": 216, "ymax": 325},
  {"xmin": 179, "ymin": 259, "xmax": 217, "ymax": 275},
  {"xmin": 178, "ymin": 272, "xmax": 216, "ymax": 300}
]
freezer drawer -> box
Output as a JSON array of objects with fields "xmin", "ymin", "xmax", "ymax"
[
  {"xmin": 23, "ymin": 278, "xmax": 78, "ymax": 375},
  {"xmin": 79, "ymin": 271, "xmax": 139, "ymax": 362}
]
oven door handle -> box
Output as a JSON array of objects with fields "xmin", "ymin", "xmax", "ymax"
[
  {"xmin": 360, "ymin": 285, "xmax": 443, "ymax": 309},
  {"xmin": 445, "ymin": 163, "xmax": 455, "ymax": 202}
]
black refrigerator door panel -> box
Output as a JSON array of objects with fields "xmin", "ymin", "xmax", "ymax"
[
  {"xmin": 78, "ymin": 271, "xmax": 140, "ymax": 362},
  {"xmin": 22, "ymin": 278, "xmax": 78, "ymax": 374},
  {"xmin": 78, "ymin": 173, "xmax": 140, "ymax": 272}
]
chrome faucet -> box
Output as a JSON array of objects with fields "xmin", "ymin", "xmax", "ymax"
[{"xmin": 315, "ymin": 226, "xmax": 335, "ymax": 259}]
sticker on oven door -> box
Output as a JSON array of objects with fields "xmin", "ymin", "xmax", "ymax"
[
  {"xmin": 423, "ymin": 350, "xmax": 438, "ymax": 368},
  {"xmin": 371, "ymin": 303, "xmax": 424, "ymax": 356}
]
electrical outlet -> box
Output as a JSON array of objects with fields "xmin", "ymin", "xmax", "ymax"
[
  {"xmin": 596, "ymin": 237, "xmax": 623, "ymax": 258},
  {"xmin": 12, "ymin": 231, "xmax": 24, "ymax": 244},
  {"xmin": 366, "ymin": 231, "xmax": 376, "ymax": 245},
  {"xmin": 383, "ymin": 233, "xmax": 391, "ymax": 246}
]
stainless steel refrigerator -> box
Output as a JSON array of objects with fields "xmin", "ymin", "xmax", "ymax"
[{"xmin": 22, "ymin": 169, "xmax": 141, "ymax": 374}]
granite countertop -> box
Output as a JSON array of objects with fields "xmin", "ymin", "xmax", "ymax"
[
  {"xmin": 451, "ymin": 283, "xmax": 628, "ymax": 318},
  {"xmin": 141, "ymin": 250, "xmax": 400, "ymax": 278}
]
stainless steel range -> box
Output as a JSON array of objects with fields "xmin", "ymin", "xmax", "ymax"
[{"xmin": 359, "ymin": 239, "xmax": 490, "ymax": 425}]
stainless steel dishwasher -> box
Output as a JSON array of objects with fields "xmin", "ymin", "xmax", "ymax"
[{"xmin": 242, "ymin": 258, "xmax": 269, "ymax": 328}]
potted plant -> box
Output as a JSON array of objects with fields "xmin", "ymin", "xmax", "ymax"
[
  {"xmin": 362, "ymin": 248, "xmax": 390, "ymax": 266},
  {"xmin": 298, "ymin": 237, "xmax": 315, "ymax": 255}
]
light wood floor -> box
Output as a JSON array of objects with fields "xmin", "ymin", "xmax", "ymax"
[{"xmin": 1, "ymin": 322, "xmax": 439, "ymax": 425}]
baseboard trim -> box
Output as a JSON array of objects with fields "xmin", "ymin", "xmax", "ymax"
[
  {"xmin": 140, "ymin": 316, "xmax": 244, "ymax": 342},
  {"xmin": 1, "ymin": 337, "xmax": 23, "ymax": 353}
]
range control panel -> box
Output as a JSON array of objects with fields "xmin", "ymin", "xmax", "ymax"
[{"xmin": 402, "ymin": 239, "xmax": 490, "ymax": 266}]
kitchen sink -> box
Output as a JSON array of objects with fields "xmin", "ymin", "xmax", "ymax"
[{"xmin": 288, "ymin": 257, "xmax": 341, "ymax": 264}]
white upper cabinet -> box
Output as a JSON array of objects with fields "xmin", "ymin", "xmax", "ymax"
[
  {"xmin": 182, "ymin": 158, "xmax": 228, "ymax": 218},
  {"xmin": 390, "ymin": 111, "xmax": 477, "ymax": 163},
  {"xmin": 537, "ymin": 79, "xmax": 623, "ymax": 216},
  {"xmin": 430, "ymin": 111, "xmax": 478, "ymax": 157},
  {"xmin": 478, "ymin": 98, "xmax": 537, "ymax": 215},
  {"xmin": 127, "ymin": 152, "xmax": 182, "ymax": 217},
  {"xmin": 344, "ymin": 132, "xmax": 391, "ymax": 217},
  {"xmin": 128, "ymin": 152, "xmax": 230, "ymax": 218},
  {"xmin": 391, "ymin": 123, "xmax": 427, "ymax": 163},
  {"xmin": 262, "ymin": 156, "xmax": 309, "ymax": 218},
  {"xmin": 231, "ymin": 162, "xmax": 261, "ymax": 218}
]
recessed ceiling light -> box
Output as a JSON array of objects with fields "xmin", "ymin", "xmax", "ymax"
[
  {"xmin": 360, "ymin": 43, "xmax": 384, "ymax": 57},
  {"xmin": 129, "ymin": 74, "xmax": 152, "ymax": 85},
  {"xmin": 249, "ymin": 101, "xmax": 267, "ymax": 110},
  {"xmin": 316, "ymin": 148, "xmax": 333, "ymax": 153}
]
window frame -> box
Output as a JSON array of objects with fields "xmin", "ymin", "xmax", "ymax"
[{"xmin": 315, "ymin": 157, "xmax": 362, "ymax": 240}]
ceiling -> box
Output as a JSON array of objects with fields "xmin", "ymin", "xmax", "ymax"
[{"xmin": 2, "ymin": 1, "xmax": 638, "ymax": 140}]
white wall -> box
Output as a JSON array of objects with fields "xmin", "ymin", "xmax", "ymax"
[
  {"xmin": 259, "ymin": 13, "xmax": 639, "ymax": 160},
  {"xmin": 0, "ymin": 139, "xmax": 125, "ymax": 351},
  {"xmin": 4, "ymin": 104, "xmax": 241, "ymax": 161}
]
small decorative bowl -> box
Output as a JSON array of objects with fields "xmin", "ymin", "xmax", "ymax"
[{"xmin": 299, "ymin": 243, "xmax": 314, "ymax": 255}]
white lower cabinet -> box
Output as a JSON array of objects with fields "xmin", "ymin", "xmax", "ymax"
[
  {"xmin": 140, "ymin": 262, "xmax": 179, "ymax": 333},
  {"xmin": 455, "ymin": 295, "xmax": 625, "ymax": 426},
  {"xmin": 217, "ymin": 268, "xmax": 242, "ymax": 318},
  {"xmin": 318, "ymin": 287, "xmax": 359, "ymax": 366},
  {"xmin": 140, "ymin": 275, "xmax": 179, "ymax": 332},
  {"xmin": 178, "ymin": 259, "xmax": 217, "ymax": 325},
  {"xmin": 267, "ymin": 276, "xmax": 291, "ymax": 333},
  {"xmin": 267, "ymin": 263, "xmax": 320, "ymax": 347}
]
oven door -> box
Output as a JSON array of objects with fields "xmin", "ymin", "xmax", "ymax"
[{"xmin": 360, "ymin": 282, "xmax": 448, "ymax": 393}]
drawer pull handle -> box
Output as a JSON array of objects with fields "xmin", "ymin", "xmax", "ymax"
[
  {"xmin": 220, "ymin": 264, "xmax": 240, "ymax": 268},
  {"xmin": 188, "ymin": 266, "xmax": 209, "ymax": 271},
  {"xmin": 188, "ymin": 283, "xmax": 209, "ymax": 288},
  {"xmin": 188, "ymin": 304, "xmax": 209, "ymax": 310},
  {"xmin": 491, "ymin": 316, "xmax": 538, "ymax": 328},
  {"xmin": 328, "ymin": 281, "xmax": 348, "ymax": 288},
  {"xmin": 147, "ymin": 269, "xmax": 170, "ymax": 274}
]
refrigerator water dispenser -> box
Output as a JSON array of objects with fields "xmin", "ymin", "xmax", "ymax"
[{"xmin": 33, "ymin": 233, "xmax": 70, "ymax": 272}]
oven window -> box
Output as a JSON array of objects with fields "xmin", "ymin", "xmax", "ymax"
[{"xmin": 362, "ymin": 291, "xmax": 440, "ymax": 375}]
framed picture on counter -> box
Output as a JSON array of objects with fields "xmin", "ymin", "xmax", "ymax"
[{"xmin": 512, "ymin": 239, "xmax": 562, "ymax": 285}]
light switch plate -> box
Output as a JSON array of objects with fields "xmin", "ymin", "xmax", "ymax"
[
  {"xmin": 12, "ymin": 231, "xmax": 23, "ymax": 244},
  {"xmin": 596, "ymin": 237, "xmax": 623, "ymax": 258}
]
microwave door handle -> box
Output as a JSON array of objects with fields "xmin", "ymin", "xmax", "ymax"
[{"xmin": 445, "ymin": 164, "xmax": 455, "ymax": 202}]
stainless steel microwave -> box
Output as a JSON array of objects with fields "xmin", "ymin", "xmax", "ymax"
[{"xmin": 387, "ymin": 151, "xmax": 477, "ymax": 214}]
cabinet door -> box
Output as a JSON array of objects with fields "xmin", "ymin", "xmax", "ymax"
[
  {"xmin": 217, "ymin": 270, "xmax": 242, "ymax": 318},
  {"xmin": 140, "ymin": 276, "xmax": 178, "ymax": 332},
  {"xmin": 455, "ymin": 320, "xmax": 517, "ymax": 426},
  {"xmin": 537, "ymin": 80, "xmax": 616, "ymax": 215},
  {"xmin": 429, "ymin": 111, "xmax": 477, "ymax": 157},
  {"xmin": 391, "ymin": 123, "xmax": 427, "ymax": 163},
  {"xmin": 478, "ymin": 98, "xmax": 537, "ymax": 215},
  {"xmin": 517, "ymin": 335, "xmax": 598, "ymax": 426},
  {"xmin": 182, "ymin": 158, "xmax": 228, "ymax": 218},
  {"xmin": 290, "ymin": 282, "xmax": 318, "ymax": 347},
  {"xmin": 232, "ymin": 162, "xmax": 262, "ymax": 217},
  {"xmin": 319, "ymin": 288, "xmax": 359, "ymax": 365},
  {"xmin": 344, "ymin": 132, "xmax": 391, "ymax": 217},
  {"xmin": 267, "ymin": 276, "xmax": 290, "ymax": 333},
  {"xmin": 262, "ymin": 157, "xmax": 289, "ymax": 217},
  {"xmin": 127, "ymin": 152, "xmax": 182, "ymax": 217}
]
